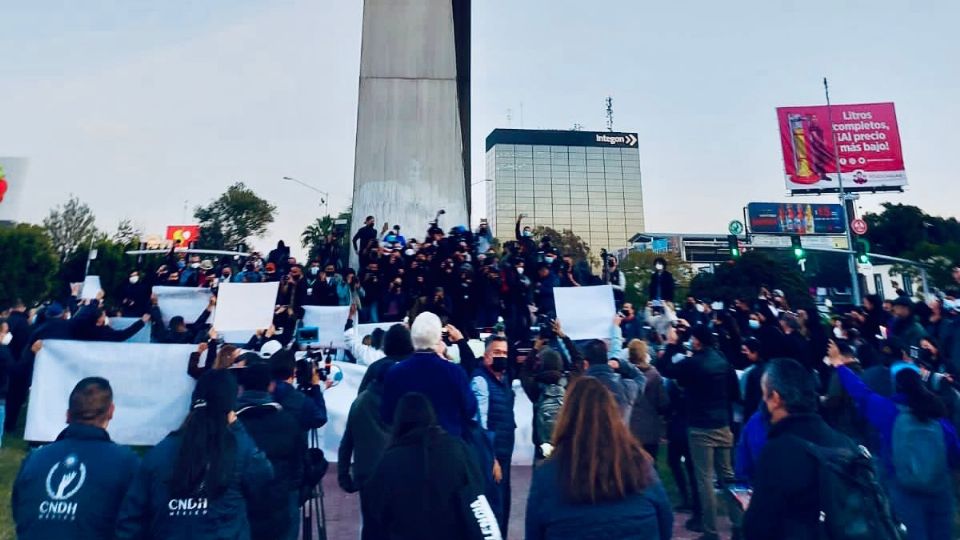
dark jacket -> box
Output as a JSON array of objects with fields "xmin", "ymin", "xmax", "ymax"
[
  {"xmin": 236, "ymin": 391, "xmax": 305, "ymax": 540},
  {"xmin": 630, "ymin": 366, "xmax": 669, "ymax": 445},
  {"xmin": 656, "ymin": 346, "xmax": 739, "ymax": 429},
  {"xmin": 741, "ymin": 362, "xmax": 766, "ymax": 420},
  {"xmin": 6, "ymin": 310, "xmax": 31, "ymax": 360},
  {"xmin": 360, "ymin": 426, "xmax": 487, "ymax": 540},
  {"xmin": 584, "ymin": 363, "xmax": 642, "ymax": 422},
  {"xmin": 380, "ymin": 351, "xmax": 478, "ymax": 437},
  {"xmin": 743, "ymin": 413, "xmax": 853, "ymax": 540},
  {"xmin": 646, "ymin": 271, "xmax": 674, "ymax": 302},
  {"xmin": 525, "ymin": 459, "xmax": 673, "ymax": 540},
  {"xmin": 115, "ymin": 422, "xmax": 273, "ymax": 540},
  {"xmin": 150, "ymin": 305, "xmax": 212, "ymax": 344},
  {"xmin": 471, "ymin": 366, "xmax": 516, "ymax": 459},
  {"xmin": 72, "ymin": 305, "xmax": 145, "ymax": 342},
  {"xmin": 338, "ymin": 386, "xmax": 390, "ymax": 493},
  {"xmin": 273, "ymin": 381, "xmax": 328, "ymax": 431},
  {"xmin": 12, "ymin": 423, "xmax": 140, "ymax": 540},
  {"xmin": 357, "ymin": 354, "xmax": 404, "ymax": 395},
  {"xmin": 0, "ymin": 343, "xmax": 12, "ymax": 399},
  {"xmin": 820, "ymin": 362, "xmax": 872, "ymax": 446}
]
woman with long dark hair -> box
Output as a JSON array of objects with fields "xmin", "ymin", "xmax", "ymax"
[
  {"xmin": 526, "ymin": 377, "xmax": 673, "ymax": 540},
  {"xmin": 360, "ymin": 392, "xmax": 498, "ymax": 540},
  {"xmin": 830, "ymin": 355, "xmax": 960, "ymax": 540},
  {"xmin": 116, "ymin": 370, "xmax": 273, "ymax": 539}
]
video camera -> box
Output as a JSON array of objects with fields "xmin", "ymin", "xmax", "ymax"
[{"xmin": 296, "ymin": 348, "xmax": 332, "ymax": 388}]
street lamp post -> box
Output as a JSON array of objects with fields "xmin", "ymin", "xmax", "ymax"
[
  {"xmin": 282, "ymin": 176, "xmax": 330, "ymax": 215},
  {"xmin": 824, "ymin": 78, "xmax": 862, "ymax": 306}
]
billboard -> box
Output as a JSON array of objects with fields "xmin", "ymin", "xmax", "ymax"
[
  {"xmin": 747, "ymin": 202, "xmax": 846, "ymax": 235},
  {"xmin": 165, "ymin": 225, "xmax": 200, "ymax": 245},
  {"xmin": 776, "ymin": 102, "xmax": 906, "ymax": 193},
  {"xmin": 0, "ymin": 158, "xmax": 28, "ymax": 223}
]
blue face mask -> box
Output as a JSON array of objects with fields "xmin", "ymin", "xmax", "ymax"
[
  {"xmin": 177, "ymin": 260, "xmax": 186, "ymax": 269},
  {"xmin": 749, "ymin": 319, "xmax": 761, "ymax": 330}
]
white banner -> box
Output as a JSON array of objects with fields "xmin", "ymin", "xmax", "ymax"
[
  {"xmin": 80, "ymin": 276, "xmax": 102, "ymax": 300},
  {"xmin": 554, "ymin": 285, "xmax": 616, "ymax": 340},
  {"xmin": 152, "ymin": 286, "xmax": 212, "ymax": 326},
  {"xmin": 214, "ymin": 282, "xmax": 279, "ymax": 332},
  {"xmin": 317, "ymin": 362, "xmax": 534, "ymax": 465},
  {"xmin": 24, "ymin": 341, "xmax": 535, "ymax": 465},
  {"xmin": 109, "ymin": 317, "xmax": 151, "ymax": 343},
  {"xmin": 302, "ymin": 306, "xmax": 351, "ymax": 348},
  {"xmin": 25, "ymin": 340, "xmax": 197, "ymax": 446}
]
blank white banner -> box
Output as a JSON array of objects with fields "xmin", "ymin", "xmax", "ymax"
[
  {"xmin": 301, "ymin": 306, "xmax": 351, "ymax": 348},
  {"xmin": 214, "ymin": 282, "xmax": 279, "ymax": 332},
  {"xmin": 554, "ymin": 285, "xmax": 616, "ymax": 340},
  {"xmin": 152, "ymin": 286, "xmax": 212, "ymax": 326},
  {"xmin": 25, "ymin": 340, "xmax": 197, "ymax": 446}
]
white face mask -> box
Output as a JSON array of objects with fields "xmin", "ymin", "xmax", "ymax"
[
  {"xmin": 833, "ymin": 327, "xmax": 845, "ymax": 339},
  {"xmin": 190, "ymin": 262, "xmax": 200, "ymax": 269},
  {"xmin": 748, "ymin": 319, "xmax": 761, "ymax": 330},
  {"xmin": 310, "ymin": 267, "xmax": 320, "ymax": 276},
  {"xmin": 655, "ymin": 264, "xmax": 664, "ymax": 271},
  {"xmin": 0, "ymin": 332, "xmax": 12, "ymax": 346},
  {"xmin": 545, "ymin": 256, "xmax": 556, "ymax": 264},
  {"xmin": 695, "ymin": 304, "xmax": 705, "ymax": 313},
  {"xmin": 405, "ymin": 249, "xmax": 415, "ymax": 257},
  {"xmin": 516, "ymin": 267, "xmax": 525, "ymax": 275},
  {"xmin": 129, "ymin": 276, "xmax": 140, "ymax": 284}
]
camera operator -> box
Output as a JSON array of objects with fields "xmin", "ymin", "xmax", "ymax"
[
  {"xmin": 270, "ymin": 350, "xmax": 328, "ymax": 432},
  {"xmin": 601, "ymin": 251, "xmax": 626, "ymax": 307}
]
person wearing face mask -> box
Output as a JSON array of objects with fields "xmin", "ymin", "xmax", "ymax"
[
  {"xmin": 678, "ymin": 295, "xmax": 705, "ymax": 327},
  {"xmin": 647, "ymin": 257, "xmax": 675, "ymax": 303},
  {"xmin": 514, "ymin": 214, "xmax": 537, "ymax": 267},
  {"xmin": 533, "ymin": 262, "xmax": 560, "ymax": 317},
  {"xmin": 470, "ymin": 335, "xmax": 515, "ymax": 536},
  {"xmin": 73, "ymin": 300, "xmax": 151, "ymax": 343},
  {"xmin": 120, "ymin": 270, "xmax": 151, "ymax": 317},
  {"xmin": 179, "ymin": 256, "xmax": 203, "ymax": 287}
]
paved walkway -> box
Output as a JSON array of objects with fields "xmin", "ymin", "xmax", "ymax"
[{"xmin": 312, "ymin": 466, "xmax": 731, "ymax": 540}]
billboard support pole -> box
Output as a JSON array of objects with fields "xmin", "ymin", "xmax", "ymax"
[{"xmin": 824, "ymin": 77, "xmax": 862, "ymax": 306}]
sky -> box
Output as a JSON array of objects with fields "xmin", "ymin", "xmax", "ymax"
[{"xmin": 2, "ymin": 0, "xmax": 958, "ymax": 259}]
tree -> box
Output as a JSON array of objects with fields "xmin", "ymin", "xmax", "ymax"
[
  {"xmin": 42, "ymin": 195, "xmax": 98, "ymax": 261},
  {"xmin": 194, "ymin": 182, "xmax": 276, "ymax": 250},
  {"xmin": 689, "ymin": 251, "xmax": 810, "ymax": 308},
  {"xmin": 0, "ymin": 224, "xmax": 60, "ymax": 307},
  {"xmin": 531, "ymin": 226, "xmax": 594, "ymax": 264},
  {"xmin": 302, "ymin": 216, "xmax": 335, "ymax": 254},
  {"xmin": 619, "ymin": 250, "xmax": 693, "ymax": 306},
  {"xmin": 112, "ymin": 218, "xmax": 140, "ymax": 245},
  {"xmin": 863, "ymin": 203, "xmax": 960, "ymax": 290}
]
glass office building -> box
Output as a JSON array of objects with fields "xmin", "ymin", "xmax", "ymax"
[{"xmin": 484, "ymin": 129, "xmax": 644, "ymax": 251}]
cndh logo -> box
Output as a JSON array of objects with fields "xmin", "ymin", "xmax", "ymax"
[
  {"xmin": 595, "ymin": 133, "xmax": 638, "ymax": 146},
  {"xmin": 39, "ymin": 455, "xmax": 86, "ymax": 520},
  {"xmin": 168, "ymin": 497, "xmax": 209, "ymax": 516}
]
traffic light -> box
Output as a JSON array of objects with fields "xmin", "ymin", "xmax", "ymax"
[
  {"xmin": 855, "ymin": 239, "xmax": 870, "ymax": 264},
  {"xmin": 791, "ymin": 235, "xmax": 805, "ymax": 260},
  {"xmin": 726, "ymin": 234, "xmax": 740, "ymax": 259}
]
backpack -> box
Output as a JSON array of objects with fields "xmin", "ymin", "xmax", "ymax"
[
  {"xmin": 795, "ymin": 438, "xmax": 904, "ymax": 540},
  {"xmin": 891, "ymin": 406, "xmax": 947, "ymax": 493},
  {"xmin": 535, "ymin": 383, "xmax": 564, "ymax": 445}
]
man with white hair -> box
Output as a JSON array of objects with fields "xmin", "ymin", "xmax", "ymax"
[{"xmin": 379, "ymin": 312, "xmax": 477, "ymax": 436}]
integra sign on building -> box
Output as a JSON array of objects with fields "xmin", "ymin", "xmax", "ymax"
[
  {"xmin": 595, "ymin": 133, "xmax": 638, "ymax": 146},
  {"xmin": 485, "ymin": 129, "xmax": 640, "ymax": 150}
]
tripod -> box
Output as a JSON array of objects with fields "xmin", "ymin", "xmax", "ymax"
[{"xmin": 301, "ymin": 428, "xmax": 327, "ymax": 540}]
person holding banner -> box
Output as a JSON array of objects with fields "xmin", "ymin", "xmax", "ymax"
[
  {"xmin": 72, "ymin": 294, "xmax": 151, "ymax": 343},
  {"xmin": 116, "ymin": 370, "xmax": 273, "ymax": 540},
  {"xmin": 13, "ymin": 377, "xmax": 140, "ymax": 540}
]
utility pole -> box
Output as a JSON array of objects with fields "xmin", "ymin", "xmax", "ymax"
[{"xmin": 824, "ymin": 77, "xmax": 862, "ymax": 306}]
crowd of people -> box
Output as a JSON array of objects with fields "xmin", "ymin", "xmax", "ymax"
[{"xmin": 3, "ymin": 211, "xmax": 960, "ymax": 540}]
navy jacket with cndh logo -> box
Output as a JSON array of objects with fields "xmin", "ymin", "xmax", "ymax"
[
  {"xmin": 115, "ymin": 422, "xmax": 273, "ymax": 540},
  {"xmin": 12, "ymin": 423, "xmax": 140, "ymax": 540}
]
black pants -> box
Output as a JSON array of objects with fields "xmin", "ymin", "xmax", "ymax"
[
  {"xmin": 667, "ymin": 436, "xmax": 701, "ymax": 514},
  {"xmin": 4, "ymin": 372, "xmax": 30, "ymax": 433}
]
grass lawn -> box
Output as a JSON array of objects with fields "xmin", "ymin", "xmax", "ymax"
[{"xmin": 0, "ymin": 434, "xmax": 28, "ymax": 540}]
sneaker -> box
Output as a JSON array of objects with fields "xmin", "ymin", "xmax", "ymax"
[{"xmin": 685, "ymin": 516, "xmax": 704, "ymax": 533}]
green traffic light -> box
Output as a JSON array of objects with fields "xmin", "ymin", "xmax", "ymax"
[{"xmin": 793, "ymin": 247, "xmax": 805, "ymax": 259}]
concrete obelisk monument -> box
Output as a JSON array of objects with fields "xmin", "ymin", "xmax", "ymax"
[{"xmin": 349, "ymin": 0, "xmax": 471, "ymax": 263}]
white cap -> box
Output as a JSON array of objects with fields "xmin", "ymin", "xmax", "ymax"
[
  {"xmin": 410, "ymin": 312, "xmax": 442, "ymax": 351},
  {"xmin": 259, "ymin": 340, "xmax": 283, "ymax": 359}
]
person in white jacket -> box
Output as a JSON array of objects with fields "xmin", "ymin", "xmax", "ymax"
[{"xmin": 344, "ymin": 323, "xmax": 386, "ymax": 366}]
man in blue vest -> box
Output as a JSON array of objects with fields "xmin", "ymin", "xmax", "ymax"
[
  {"xmin": 471, "ymin": 335, "xmax": 516, "ymax": 537},
  {"xmin": 12, "ymin": 377, "xmax": 140, "ymax": 540}
]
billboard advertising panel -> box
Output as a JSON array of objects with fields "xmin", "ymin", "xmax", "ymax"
[
  {"xmin": 776, "ymin": 102, "xmax": 906, "ymax": 193},
  {"xmin": 0, "ymin": 158, "xmax": 28, "ymax": 223},
  {"xmin": 747, "ymin": 202, "xmax": 846, "ymax": 235}
]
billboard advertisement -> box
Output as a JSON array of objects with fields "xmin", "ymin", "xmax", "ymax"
[
  {"xmin": 747, "ymin": 202, "xmax": 846, "ymax": 235},
  {"xmin": 0, "ymin": 158, "xmax": 28, "ymax": 223},
  {"xmin": 776, "ymin": 102, "xmax": 906, "ymax": 193},
  {"xmin": 165, "ymin": 225, "xmax": 200, "ymax": 245}
]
